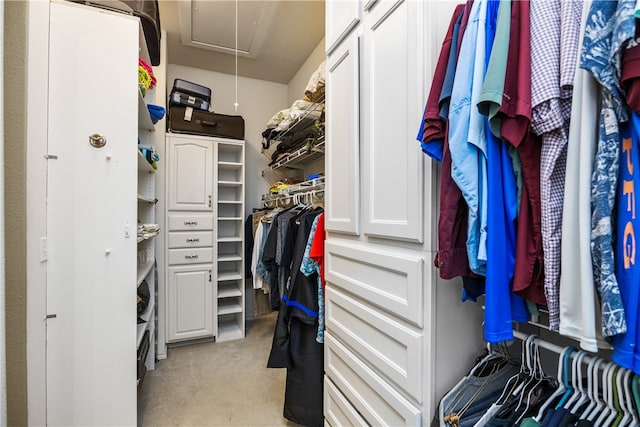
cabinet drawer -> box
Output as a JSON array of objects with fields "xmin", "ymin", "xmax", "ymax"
[
  {"xmin": 325, "ymin": 332, "xmax": 422, "ymax": 426},
  {"xmin": 325, "ymin": 286, "xmax": 423, "ymax": 402},
  {"xmin": 324, "ymin": 377, "xmax": 368, "ymax": 427},
  {"xmin": 168, "ymin": 248, "xmax": 213, "ymax": 265},
  {"xmin": 168, "ymin": 214, "xmax": 213, "ymax": 231},
  {"xmin": 168, "ymin": 231, "xmax": 213, "ymax": 249},
  {"xmin": 325, "ymin": 240, "xmax": 424, "ymax": 326}
]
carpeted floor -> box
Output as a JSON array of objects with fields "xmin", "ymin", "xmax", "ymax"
[{"xmin": 137, "ymin": 313, "xmax": 302, "ymax": 426}]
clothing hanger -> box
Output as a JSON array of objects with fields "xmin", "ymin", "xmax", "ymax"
[
  {"xmin": 632, "ymin": 375, "xmax": 640, "ymax": 420},
  {"xmin": 494, "ymin": 337, "xmax": 530, "ymax": 405},
  {"xmin": 605, "ymin": 366, "xmax": 622, "ymax": 427},
  {"xmin": 574, "ymin": 356, "xmax": 600, "ymax": 416},
  {"xmin": 619, "ymin": 369, "xmax": 634, "ymax": 427},
  {"xmin": 579, "ymin": 358, "xmax": 603, "ymax": 420},
  {"xmin": 554, "ymin": 347, "xmax": 577, "ymax": 409},
  {"xmin": 564, "ymin": 350, "xmax": 587, "ymax": 411},
  {"xmin": 587, "ymin": 361, "xmax": 611, "ymax": 422},
  {"xmin": 514, "ymin": 341, "xmax": 547, "ymax": 425},
  {"xmin": 534, "ymin": 346, "xmax": 574, "ymax": 421},
  {"xmin": 594, "ymin": 363, "xmax": 615, "ymax": 427}
]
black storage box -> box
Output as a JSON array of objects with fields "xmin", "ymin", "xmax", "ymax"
[{"xmin": 169, "ymin": 106, "xmax": 245, "ymax": 140}]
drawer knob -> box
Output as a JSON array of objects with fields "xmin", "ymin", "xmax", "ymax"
[
  {"xmin": 185, "ymin": 254, "xmax": 199, "ymax": 260},
  {"xmin": 186, "ymin": 238, "xmax": 200, "ymax": 243},
  {"xmin": 184, "ymin": 221, "xmax": 198, "ymax": 226}
]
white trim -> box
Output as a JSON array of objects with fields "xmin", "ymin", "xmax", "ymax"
[{"xmin": 26, "ymin": 0, "xmax": 50, "ymax": 424}]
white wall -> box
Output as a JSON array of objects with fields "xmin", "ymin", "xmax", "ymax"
[
  {"xmin": 167, "ymin": 64, "xmax": 288, "ymax": 215},
  {"xmin": 287, "ymin": 38, "xmax": 326, "ymax": 105}
]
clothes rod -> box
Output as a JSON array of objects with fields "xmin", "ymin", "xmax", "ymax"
[{"xmin": 511, "ymin": 329, "xmax": 602, "ymax": 366}]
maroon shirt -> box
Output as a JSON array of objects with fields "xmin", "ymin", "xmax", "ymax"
[
  {"xmin": 495, "ymin": 0, "xmax": 546, "ymax": 305},
  {"xmin": 622, "ymin": 39, "xmax": 640, "ymax": 114},
  {"xmin": 421, "ymin": 4, "xmax": 465, "ymax": 156}
]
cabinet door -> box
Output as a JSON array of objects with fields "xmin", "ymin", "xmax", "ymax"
[
  {"xmin": 361, "ymin": 0, "xmax": 425, "ymax": 243},
  {"xmin": 167, "ymin": 136, "xmax": 213, "ymax": 211},
  {"xmin": 167, "ymin": 264, "xmax": 214, "ymax": 342},
  {"xmin": 46, "ymin": 3, "xmax": 138, "ymax": 425},
  {"xmin": 326, "ymin": 0, "xmax": 361, "ymax": 54},
  {"xmin": 326, "ymin": 32, "xmax": 360, "ymax": 235}
]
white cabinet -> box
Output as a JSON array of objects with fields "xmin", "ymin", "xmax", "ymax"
[
  {"xmin": 167, "ymin": 264, "xmax": 214, "ymax": 341},
  {"xmin": 165, "ymin": 134, "xmax": 245, "ymax": 344},
  {"xmin": 325, "ymin": 32, "xmax": 360, "ymax": 235},
  {"xmin": 45, "ymin": 2, "xmax": 139, "ymax": 424},
  {"xmin": 167, "ymin": 138, "xmax": 213, "ymax": 211},
  {"xmin": 324, "ymin": 1, "xmax": 485, "ymax": 424},
  {"xmin": 326, "ymin": 0, "xmax": 361, "ymax": 54}
]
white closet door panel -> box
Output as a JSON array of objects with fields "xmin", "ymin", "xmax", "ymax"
[
  {"xmin": 325, "ymin": 240, "xmax": 424, "ymax": 326},
  {"xmin": 167, "ymin": 136, "xmax": 213, "ymax": 211},
  {"xmin": 326, "ymin": 287, "xmax": 423, "ymax": 402},
  {"xmin": 326, "ymin": 0, "xmax": 361, "ymax": 54},
  {"xmin": 326, "ymin": 33, "xmax": 360, "ymax": 235},
  {"xmin": 46, "ymin": 3, "xmax": 138, "ymax": 425},
  {"xmin": 167, "ymin": 265, "xmax": 214, "ymax": 342},
  {"xmin": 361, "ymin": 0, "xmax": 424, "ymax": 242},
  {"xmin": 325, "ymin": 333, "xmax": 422, "ymax": 426},
  {"xmin": 324, "ymin": 377, "xmax": 369, "ymax": 427}
]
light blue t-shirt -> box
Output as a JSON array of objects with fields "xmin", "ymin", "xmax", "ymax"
[{"xmin": 449, "ymin": 0, "xmax": 489, "ymax": 276}]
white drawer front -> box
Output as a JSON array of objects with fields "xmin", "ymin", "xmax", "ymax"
[
  {"xmin": 326, "ymin": 286, "xmax": 423, "ymax": 402},
  {"xmin": 324, "ymin": 377, "xmax": 368, "ymax": 427},
  {"xmin": 168, "ymin": 214, "xmax": 213, "ymax": 231},
  {"xmin": 168, "ymin": 231, "xmax": 213, "ymax": 249},
  {"xmin": 325, "ymin": 332, "xmax": 422, "ymax": 426},
  {"xmin": 168, "ymin": 248, "xmax": 213, "ymax": 265},
  {"xmin": 325, "ymin": 240, "xmax": 424, "ymax": 326}
]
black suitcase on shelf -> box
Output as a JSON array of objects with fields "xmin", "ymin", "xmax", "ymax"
[
  {"xmin": 69, "ymin": 0, "xmax": 161, "ymax": 66},
  {"xmin": 169, "ymin": 78, "xmax": 212, "ymax": 110},
  {"xmin": 169, "ymin": 106, "xmax": 245, "ymax": 140}
]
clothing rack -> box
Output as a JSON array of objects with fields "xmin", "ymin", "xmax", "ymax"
[
  {"xmin": 512, "ymin": 329, "xmax": 604, "ymax": 367},
  {"xmin": 261, "ymin": 176, "xmax": 325, "ymax": 208}
]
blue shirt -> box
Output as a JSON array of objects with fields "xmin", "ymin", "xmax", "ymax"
[
  {"xmin": 481, "ymin": 0, "xmax": 528, "ymax": 343},
  {"xmin": 614, "ymin": 118, "xmax": 640, "ymax": 371},
  {"xmin": 449, "ymin": 0, "xmax": 489, "ymax": 276}
]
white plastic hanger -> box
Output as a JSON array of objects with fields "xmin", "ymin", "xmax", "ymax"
[
  {"xmin": 588, "ymin": 361, "xmax": 611, "ymax": 422},
  {"xmin": 564, "ymin": 351, "xmax": 587, "ymax": 410},
  {"xmin": 603, "ymin": 366, "xmax": 621, "ymax": 427},
  {"xmin": 618, "ymin": 368, "xmax": 632, "ymax": 427},
  {"xmin": 594, "ymin": 363, "xmax": 615, "ymax": 427},
  {"xmin": 573, "ymin": 356, "xmax": 599, "ymax": 416},
  {"xmin": 625, "ymin": 369, "xmax": 639, "ymax": 427},
  {"xmin": 534, "ymin": 346, "xmax": 574, "ymax": 421},
  {"xmin": 579, "ymin": 358, "xmax": 603, "ymax": 419}
]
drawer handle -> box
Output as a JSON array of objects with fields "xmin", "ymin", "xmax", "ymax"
[
  {"xmin": 184, "ymin": 221, "xmax": 198, "ymax": 226},
  {"xmin": 186, "ymin": 238, "xmax": 200, "ymax": 243},
  {"xmin": 185, "ymin": 255, "xmax": 199, "ymax": 260}
]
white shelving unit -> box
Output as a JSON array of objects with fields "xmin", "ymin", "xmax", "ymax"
[
  {"xmin": 136, "ymin": 33, "xmax": 157, "ymax": 392},
  {"xmin": 215, "ymin": 140, "xmax": 245, "ymax": 342},
  {"xmin": 165, "ymin": 134, "xmax": 245, "ymax": 344}
]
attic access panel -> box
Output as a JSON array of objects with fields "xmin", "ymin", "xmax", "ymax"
[{"xmin": 179, "ymin": 0, "xmax": 279, "ymax": 58}]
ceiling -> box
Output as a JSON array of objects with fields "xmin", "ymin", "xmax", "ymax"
[{"xmin": 159, "ymin": 0, "xmax": 326, "ymax": 84}]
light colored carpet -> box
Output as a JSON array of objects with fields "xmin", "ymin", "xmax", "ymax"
[{"xmin": 138, "ymin": 313, "xmax": 302, "ymax": 427}]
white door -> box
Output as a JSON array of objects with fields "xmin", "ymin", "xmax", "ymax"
[
  {"xmin": 167, "ymin": 265, "xmax": 214, "ymax": 342},
  {"xmin": 361, "ymin": 0, "xmax": 425, "ymax": 243},
  {"xmin": 167, "ymin": 136, "xmax": 214, "ymax": 212},
  {"xmin": 46, "ymin": 3, "xmax": 138, "ymax": 425}
]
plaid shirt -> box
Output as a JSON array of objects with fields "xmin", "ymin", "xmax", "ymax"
[{"xmin": 531, "ymin": 0, "xmax": 582, "ymax": 330}]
